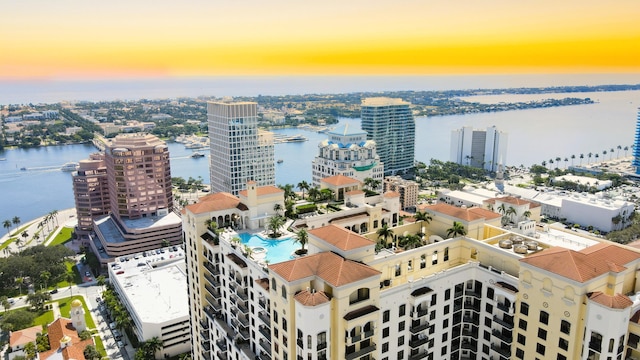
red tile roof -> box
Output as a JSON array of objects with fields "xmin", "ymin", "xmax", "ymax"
[
  {"xmin": 238, "ymin": 185, "xmax": 284, "ymax": 197},
  {"xmin": 269, "ymin": 252, "xmax": 380, "ymax": 287},
  {"xmin": 9, "ymin": 325, "xmax": 42, "ymax": 347},
  {"xmin": 39, "ymin": 318, "xmax": 93, "ymax": 360},
  {"xmin": 383, "ymin": 191, "xmax": 400, "ymax": 198},
  {"xmin": 520, "ymin": 243, "xmax": 640, "ymax": 283},
  {"xmin": 308, "ymin": 224, "xmax": 375, "ymax": 251},
  {"xmin": 185, "ymin": 192, "xmax": 248, "ymax": 214},
  {"xmin": 321, "ymin": 175, "xmax": 361, "ymax": 186},
  {"xmin": 294, "ymin": 290, "xmax": 331, "ymax": 306},
  {"xmin": 486, "ymin": 196, "xmax": 541, "ymax": 208},
  {"xmin": 425, "ymin": 203, "xmax": 501, "ymax": 222},
  {"xmin": 588, "ymin": 291, "xmax": 633, "ymax": 309}
]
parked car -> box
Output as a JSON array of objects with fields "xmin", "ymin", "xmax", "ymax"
[
  {"xmin": 117, "ymin": 340, "xmax": 125, "ymax": 348},
  {"xmin": 50, "ymin": 289, "xmax": 58, "ymax": 294}
]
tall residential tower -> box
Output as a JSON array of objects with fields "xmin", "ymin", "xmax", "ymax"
[
  {"xmin": 361, "ymin": 97, "xmax": 415, "ymax": 176},
  {"xmin": 633, "ymin": 108, "xmax": 640, "ymax": 174},
  {"xmin": 208, "ymin": 101, "xmax": 275, "ymax": 195},
  {"xmin": 450, "ymin": 125, "xmax": 508, "ymax": 172}
]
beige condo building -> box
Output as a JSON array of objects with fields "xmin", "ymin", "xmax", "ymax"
[{"xmin": 184, "ymin": 183, "xmax": 640, "ymax": 360}]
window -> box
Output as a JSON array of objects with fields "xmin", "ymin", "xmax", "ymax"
[
  {"xmin": 538, "ymin": 328, "xmax": 547, "ymax": 340},
  {"xmin": 383, "ymin": 327, "xmax": 389, "ymax": 338},
  {"xmin": 398, "ymin": 321, "xmax": 405, "ymax": 332},
  {"xmin": 486, "ymin": 287, "xmax": 494, "ymax": 300},
  {"xmin": 442, "ymin": 333, "xmax": 448, "ymax": 342},
  {"xmin": 283, "ymin": 318, "xmax": 288, "ymax": 331},
  {"xmin": 281, "ymin": 285, "xmax": 287, "ymax": 300},
  {"xmin": 485, "ymin": 303, "xmax": 493, "ymax": 313},
  {"xmin": 398, "ymin": 336, "xmax": 404, "ymax": 346},
  {"xmin": 557, "ymin": 337, "xmax": 569, "ymax": 351},
  {"xmin": 443, "ymin": 319, "xmax": 449, "ymax": 328},
  {"xmin": 536, "ymin": 343, "xmax": 545, "ymax": 355},
  {"xmin": 558, "ymin": 355, "xmax": 566, "ymax": 360},
  {"xmin": 382, "ymin": 342, "xmax": 389, "ymax": 353},
  {"xmin": 520, "ymin": 302, "xmax": 529, "ymax": 316},
  {"xmin": 432, "ymin": 251, "xmax": 438, "ymax": 265},
  {"xmin": 560, "ymin": 320, "xmax": 571, "ymax": 334},
  {"xmin": 445, "ymin": 289, "xmax": 451, "ymax": 300},
  {"xmin": 441, "ymin": 346, "xmax": 447, "ymax": 356},
  {"xmin": 431, "ymin": 294, "xmax": 437, "ymax": 306},
  {"xmin": 307, "ymin": 335, "xmax": 311, "ymax": 349},
  {"xmin": 395, "ymin": 264, "xmax": 402, "ymax": 277},
  {"xmin": 420, "ymin": 255, "xmax": 426, "ymax": 269},
  {"xmin": 517, "ymin": 334, "xmax": 526, "ymax": 345},
  {"xmin": 444, "ymin": 247, "xmax": 449, "ymax": 261},
  {"xmin": 383, "ymin": 310, "xmax": 390, "ymax": 322},
  {"xmin": 515, "ymin": 348, "xmax": 525, "ymax": 359},
  {"xmin": 539, "ymin": 311, "xmax": 549, "ymax": 325},
  {"xmin": 444, "ymin": 305, "xmax": 450, "ymax": 315},
  {"xmin": 519, "ymin": 319, "xmax": 527, "ymax": 331},
  {"xmin": 399, "ymin": 304, "xmax": 406, "ymax": 317},
  {"xmin": 397, "ymin": 350, "xmax": 404, "ymax": 360}
]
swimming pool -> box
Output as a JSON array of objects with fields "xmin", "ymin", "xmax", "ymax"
[{"xmin": 237, "ymin": 233, "xmax": 298, "ymax": 264}]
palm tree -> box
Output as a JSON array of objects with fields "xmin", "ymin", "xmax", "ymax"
[
  {"xmin": 617, "ymin": 145, "xmax": 622, "ymax": 158},
  {"xmin": 401, "ymin": 234, "xmax": 423, "ymax": 250},
  {"xmin": 40, "ymin": 271, "xmax": 51, "ymax": 290},
  {"xmin": 446, "ymin": 221, "xmax": 467, "ymax": 238},
  {"xmin": 579, "ymin": 154, "xmax": 584, "ymax": 165},
  {"xmin": 414, "ymin": 211, "xmax": 432, "ymax": 236},
  {"xmin": 376, "ymin": 224, "xmax": 394, "ymax": 248},
  {"xmin": 555, "ymin": 157, "xmax": 561, "ymax": 169},
  {"xmin": 541, "ymin": 160, "xmax": 547, "ymax": 168},
  {"xmin": 505, "ymin": 206, "xmax": 517, "ymax": 222},
  {"xmin": 307, "ymin": 186, "xmax": 320, "ymax": 203},
  {"xmin": 624, "ymin": 146, "xmax": 630, "ymax": 157},
  {"xmin": 21, "ymin": 230, "xmax": 29, "ymax": 246},
  {"xmin": 588, "ymin": 152, "xmax": 593, "ymax": 164},
  {"xmin": 15, "ymin": 237, "xmax": 23, "ymax": 252},
  {"xmin": 602, "ymin": 150, "xmax": 607, "ymax": 162},
  {"xmin": 15, "ymin": 276, "xmax": 24, "ymax": 296},
  {"xmin": 50, "ymin": 210, "xmax": 59, "ymax": 227},
  {"xmin": 267, "ymin": 215, "xmax": 285, "ymax": 238},
  {"xmin": 3, "ymin": 220, "xmax": 11, "ymax": 235},
  {"xmin": 570, "ymin": 154, "xmax": 575, "ymax": 166},
  {"xmin": 65, "ymin": 271, "xmax": 75, "ymax": 296},
  {"xmin": 96, "ymin": 275, "xmax": 106, "ymax": 293},
  {"xmin": 278, "ymin": 184, "xmax": 296, "ymax": 201},
  {"xmin": 294, "ymin": 229, "xmax": 309, "ymax": 254},
  {"xmin": 274, "ymin": 203, "xmax": 283, "ymax": 215},
  {"xmin": 297, "ymin": 180, "xmax": 309, "ymax": 199},
  {"xmin": 144, "ymin": 336, "xmax": 163, "ymax": 359},
  {"xmin": 610, "ymin": 148, "xmax": 615, "ymax": 160},
  {"xmin": 523, "ymin": 210, "xmax": 532, "ymax": 220},
  {"xmin": 564, "ymin": 158, "xmax": 568, "ymax": 169},
  {"xmin": 595, "ymin": 153, "xmax": 600, "ymax": 163},
  {"xmin": 497, "ymin": 203, "xmax": 506, "ymax": 215},
  {"xmin": 12, "ymin": 216, "xmax": 21, "ymax": 235},
  {"xmin": 0, "ymin": 296, "xmax": 11, "ymax": 313}
]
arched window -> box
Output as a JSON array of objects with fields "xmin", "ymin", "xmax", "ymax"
[
  {"xmin": 281, "ymin": 285, "xmax": 287, "ymax": 300},
  {"xmin": 271, "ymin": 278, "xmax": 277, "ymax": 291},
  {"xmin": 349, "ymin": 287, "xmax": 370, "ymax": 305}
]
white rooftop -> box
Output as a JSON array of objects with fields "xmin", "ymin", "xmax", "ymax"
[{"xmin": 111, "ymin": 247, "xmax": 188, "ymax": 325}]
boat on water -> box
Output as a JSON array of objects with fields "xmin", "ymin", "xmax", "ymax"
[
  {"xmin": 0, "ymin": 158, "xmax": 6, "ymax": 161},
  {"xmin": 283, "ymin": 134, "xmax": 307, "ymax": 143},
  {"xmin": 277, "ymin": 159, "xmax": 283, "ymax": 163},
  {"xmin": 61, "ymin": 162, "xmax": 79, "ymax": 171},
  {"xmin": 191, "ymin": 152, "xmax": 205, "ymax": 158},
  {"xmin": 20, "ymin": 167, "xmax": 27, "ymax": 171}
]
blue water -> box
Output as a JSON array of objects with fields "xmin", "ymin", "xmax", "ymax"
[
  {"xmin": 1, "ymin": 88, "xmax": 638, "ymax": 226},
  {"xmin": 237, "ymin": 233, "xmax": 297, "ymax": 264}
]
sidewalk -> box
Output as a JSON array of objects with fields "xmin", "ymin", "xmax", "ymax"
[{"xmin": 0, "ymin": 208, "xmax": 77, "ymax": 257}]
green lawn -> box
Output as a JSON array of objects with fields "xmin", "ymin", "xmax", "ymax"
[
  {"xmin": 32, "ymin": 310, "xmax": 53, "ymax": 330},
  {"xmin": 48, "ymin": 227, "xmax": 73, "ymax": 246}
]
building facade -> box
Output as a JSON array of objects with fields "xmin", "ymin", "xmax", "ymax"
[
  {"xmin": 208, "ymin": 101, "xmax": 275, "ymax": 195},
  {"xmin": 383, "ymin": 176, "xmax": 419, "ymax": 210},
  {"xmin": 74, "ymin": 133, "xmax": 182, "ymax": 264},
  {"xmin": 361, "ymin": 98, "xmax": 415, "ymax": 176},
  {"xmin": 450, "ymin": 125, "xmax": 508, "ymax": 172},
  {"xmin": 312, "ymin": 124, "xmax": 384, "ymax": 187},
  {"xmin": 633, "ymin": 108, "xmax": 640, "ymax": 174}
]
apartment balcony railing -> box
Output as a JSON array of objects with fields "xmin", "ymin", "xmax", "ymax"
[
  {"xmin": 204, "ymin": 261, "xmax": 220, "ymax": 275},
  {"xmin": 409, "ymin": 350, "xmax": 429, "ymax": 360},
  {"xmin": 410, "ymin": 322, "xmax": 429, "ymax": 334},
  {"xmin": 412, "ymin": 308, "xmax": 429, "ymax": 318},
  {"xmin": 259, "ymin": 326, "xmax": 271, "ymax": 340},
  {"xmin": 491, "ymin": 329, "xmax": 512, "ymax": 344},
  {"xmin": 297, "ymin": 338, "xmax": 304, "ymax": 348},
  {"xmin": 199, "ymin": 319, "xmax": 209, "ymax": 330},
  {"xmin": 216, "ymin": 351, "xmax": 228, "ymax": 360},
  {"xmin": 204, "ymin": 273, "xmax": 220, "ymax": 288},
  {"xmin": 318, "ymin": 342, "xmax": 327, "ymax": 350},
  {"xmin": 496, "ymin": 302, "xmax": 511, "ymax": 313},
  {"xmin": 260, "ymin": 339, "xmax": 271, "ymax": 353},
  {"xmin": 466, "ymin": 289, "xmax": 482, "ymax": 299},
  {"xmin": 490, "ymin": 343, "xmax": 511, "ymax": 359},
  {"xmin": 258, "ymin": 298, "xmax": 267, "ymax": 310},
  {"xmin": 461, "ymin": 328, "xmax": 478, "ymax": 337},
  {"xmin": 492, "ymin": 315, "xmax": 514, "ymax": 329},
  {"xmin": 235, "ymin": 288, "xmax": 249, "ymax": 301},
  {"xmin": 201, "ymin": 348, "xmax": 211, "ymax": 359},
  {"xmin": 409, "ymin": 336, "xmax": 428, "ymax": 348},
  {"xmin": 258, "ymin": 311, "xmax": 271, "ymax": 325},
  {"xmin": 464, "ymin": 301, "xmax": 481, "ymax": 312},
  {"xmin": 345, "ymin": 344, "xmax": 376, "ymax": 360},
  {"xmin": 462, "ymin": 316, "xmax": 480, "ymax": 326},
  {"xmin": 460, "ymin": 342, "xmax": 475, "ymax": 351},
  {"xmin": 216, "ymin": 339, "xmax": 227, "ymax": 351}
]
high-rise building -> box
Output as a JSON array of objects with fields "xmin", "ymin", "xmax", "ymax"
[
  {"xmin": 450, "ymin": 125, "xmax": 508, "ymax": 172},
  {"xmin": 633, "ymin": 108, "xmax": 640, "ymax": 174},
  {"xmin": 208, "ymin": 101, "xmax": 275, "ymax": 195},
  {"xmin": 361, "ymin": 97, "xmax": 415, "ymax": 176},
  {"xmin": 184, "ymin": 181, "xmax": 640, "ymax": 360},
  {"xmin": 74, "ymin": 133, "xmax": 182, "ymax": 263},
  {"xmin": 311, "ymin": 124, "xmax": 384, "ymax": 188}
]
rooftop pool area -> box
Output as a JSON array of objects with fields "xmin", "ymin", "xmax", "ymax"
[{"xmin": 238, "ymin": 232, "xmax": 297, "ymax": 264}]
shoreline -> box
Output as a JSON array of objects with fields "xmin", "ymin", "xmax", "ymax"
[{"xmin": 0, "ymin": 208, "xmax": 77, "ymax": 256}]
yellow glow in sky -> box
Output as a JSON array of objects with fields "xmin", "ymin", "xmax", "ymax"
[{"xmin": 1, "ymin": 0, "xmax": 639, "ymax": 79}]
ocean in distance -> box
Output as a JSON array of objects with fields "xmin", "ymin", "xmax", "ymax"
[
  {"xmin": 3, "ymin": 73, "xmax": 640, "ymax": 104},
  {"xmin": 1, "ymin": 88, "xmax": 639, "ymax": 224}
]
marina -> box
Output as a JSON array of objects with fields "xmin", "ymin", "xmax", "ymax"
[{"xmin": 272, "ymin": 133, "xmax": 308, "ymax": 143}]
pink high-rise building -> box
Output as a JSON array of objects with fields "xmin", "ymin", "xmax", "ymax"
[{"xmin": 73, "ymin": 133, "xmax": 182, "ymax": 263}]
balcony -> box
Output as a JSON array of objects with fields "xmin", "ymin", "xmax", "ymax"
[
  {"xmin": 204, "ymin": 305, "xmax": 217, "ymax": 320},
  {"xmin": 201, "ymin": 348, "xmax": 211, "ymax": 359},
  {"xmin": 235, "ymin": 288, "xmax": 249, "ymax": 301},
  {"xmin": 461, "ymin": 328, "xmax": 478, "ymax": 337},
  {"xmin": 466, "ymin": 289, "xmax": 482, "ymax": 299},
  {"xmin": 199, "ymin": 319, "xmax": 209, "ymax": 329},
  {"xmin": 492, "ymin": 315, "xmax": 514, "ymax": 329},
  {"xmin": 258, "ymin": 311, "xmax": 271, "ymax": 325},
  {"xmin": 216, "ymin": 339, "xmax": 227, "ymax": 351},
  {"xmin": 216, "ymin": 351, "xmax": 228, "ymax": 360},
  {"xmin": 200, "ymin": 328, "xmax": 210, "ymax": 340},
  {"xmin": 464, "ymin": 301, "xmax": 481, "ymax": 312},
  {"xmin": 204, "ymin": 261, "xmax": 219, "ymax": 275},
  {"xmin": 410, "ymin": 322, "xmax": 429, "ymax": 334},
  {"xmin": 259, "ymin": 326, "xmax": 271, "ymax": 340},
  {"xmin": 201, "ymin": 342, "xmax": 210, "ymax": 351},
  {"xmin": 412, "ymin": 308, "xmax": 429, "ymax": 318},
  {"xmin": 345, "ymin": 344, "xmax": 376, "ymax": 360},
  {"xmin": 205, "ymin": 284, "xmax": 221, "ymax": 299},
  {"xmin": 490, "ymin": 343, "xmax": 511, "ymax": 359},
  {"xmin": 258, "ymin": 298, "xmax": 267, "ymax": 310},
  {"xmin": 496, "ymin": 302, "xmax": 511, "ymax": 313},
  {"xmin": 462, "ymin": 316, "xmax": 479, "ymax": 326},
  {"xmin": 258, "ymin": 351, "xmax": 272, "ymax": 360},
  {"xmin": 491, "ymin": 329, "xmax": 512, "ymax": 344},
  {"xmin": 409, "ymin": 336, "xmax": 428, "ymax": 348},
  {"xmin": 409, "ymin": 350, "xmax": 429, "ymax": 360},
  {"xmin": 460, "ymin": 341, "xmax": 475, "ymax": 351},
  {"xmin": 204, "ymin": 273, "xmax": 219, "ymax": 288},
  {"xmin": 260, "ymin": 339, "xmax": 271, "ymax": 353}
]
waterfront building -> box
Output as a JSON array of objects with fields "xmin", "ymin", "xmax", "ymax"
[
  {"xmin": 311, "ymin": 124, "xmax": 384, "ymax": 188},
  {"xmin": 633, "ymin": 108, "xmax": 640, "ymax": 174},
  {"xmin": 184, "ymin": 173, "xmax": 640, "ymax": 360},
  {"xmin": 383, "ymin": 175, "xmax": 419, "ymax": 211},
  {"xmin": 208, "ymin": 101, "xmax": 275, "ymax": 196},
  {"xmin": 361, "ymin": 97, "xmax": 415, "ymax": 176},
  {"xmin": 72, "ymin": 153, "xmax": 109, "ymax": 236},
  {"xmin": 450, "ymin": 125, "xmax": 508, "ymax": 172},
  {"xmin": 108, "ymin": 247, "xmax": 190, "ymax": 358},
  {"xmin": 74, "ymin": 133, "xmax": 182, "ymax": 264}
]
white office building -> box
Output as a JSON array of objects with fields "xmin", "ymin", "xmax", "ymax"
[
  {"xmin": 450, "ymin": 125, "xmax": 508, "ymax": 172},
  {"xmin": 312, "ymin": 124, "xmax": 384, "ymax": 187},
  {"xmin": 208, "ymin": 101, "xmax": 275, "ymax": 195},
  {"xmin": 108, "ymin": 247, "xmax": 190, "ymax": 358}
]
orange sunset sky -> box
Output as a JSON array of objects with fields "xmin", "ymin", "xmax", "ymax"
[{"xmin": 1, "ymin": 0, "xmax": 639, "ymax": 80}]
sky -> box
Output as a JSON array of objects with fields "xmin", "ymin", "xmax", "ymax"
[{"xmin": 1, "ymin": 0, "xmax": 639, "ymax": 80}]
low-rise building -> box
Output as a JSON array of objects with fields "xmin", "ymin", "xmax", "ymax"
[
  {"xmin": 384, "ymin": 175, "xmax": 419, "ymax": 210},
  {"xmin": 108, "ymin": 246, "xmax": 190, "ymax": 358}
]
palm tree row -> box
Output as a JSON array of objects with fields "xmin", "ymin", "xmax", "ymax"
[
  {"xmin": 2, "ymin": 216, "xmax": 21, "ymax": 237},
  {"xmin": 540, "ymin": 144, "xmax": 632, "ymax": 169}
]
